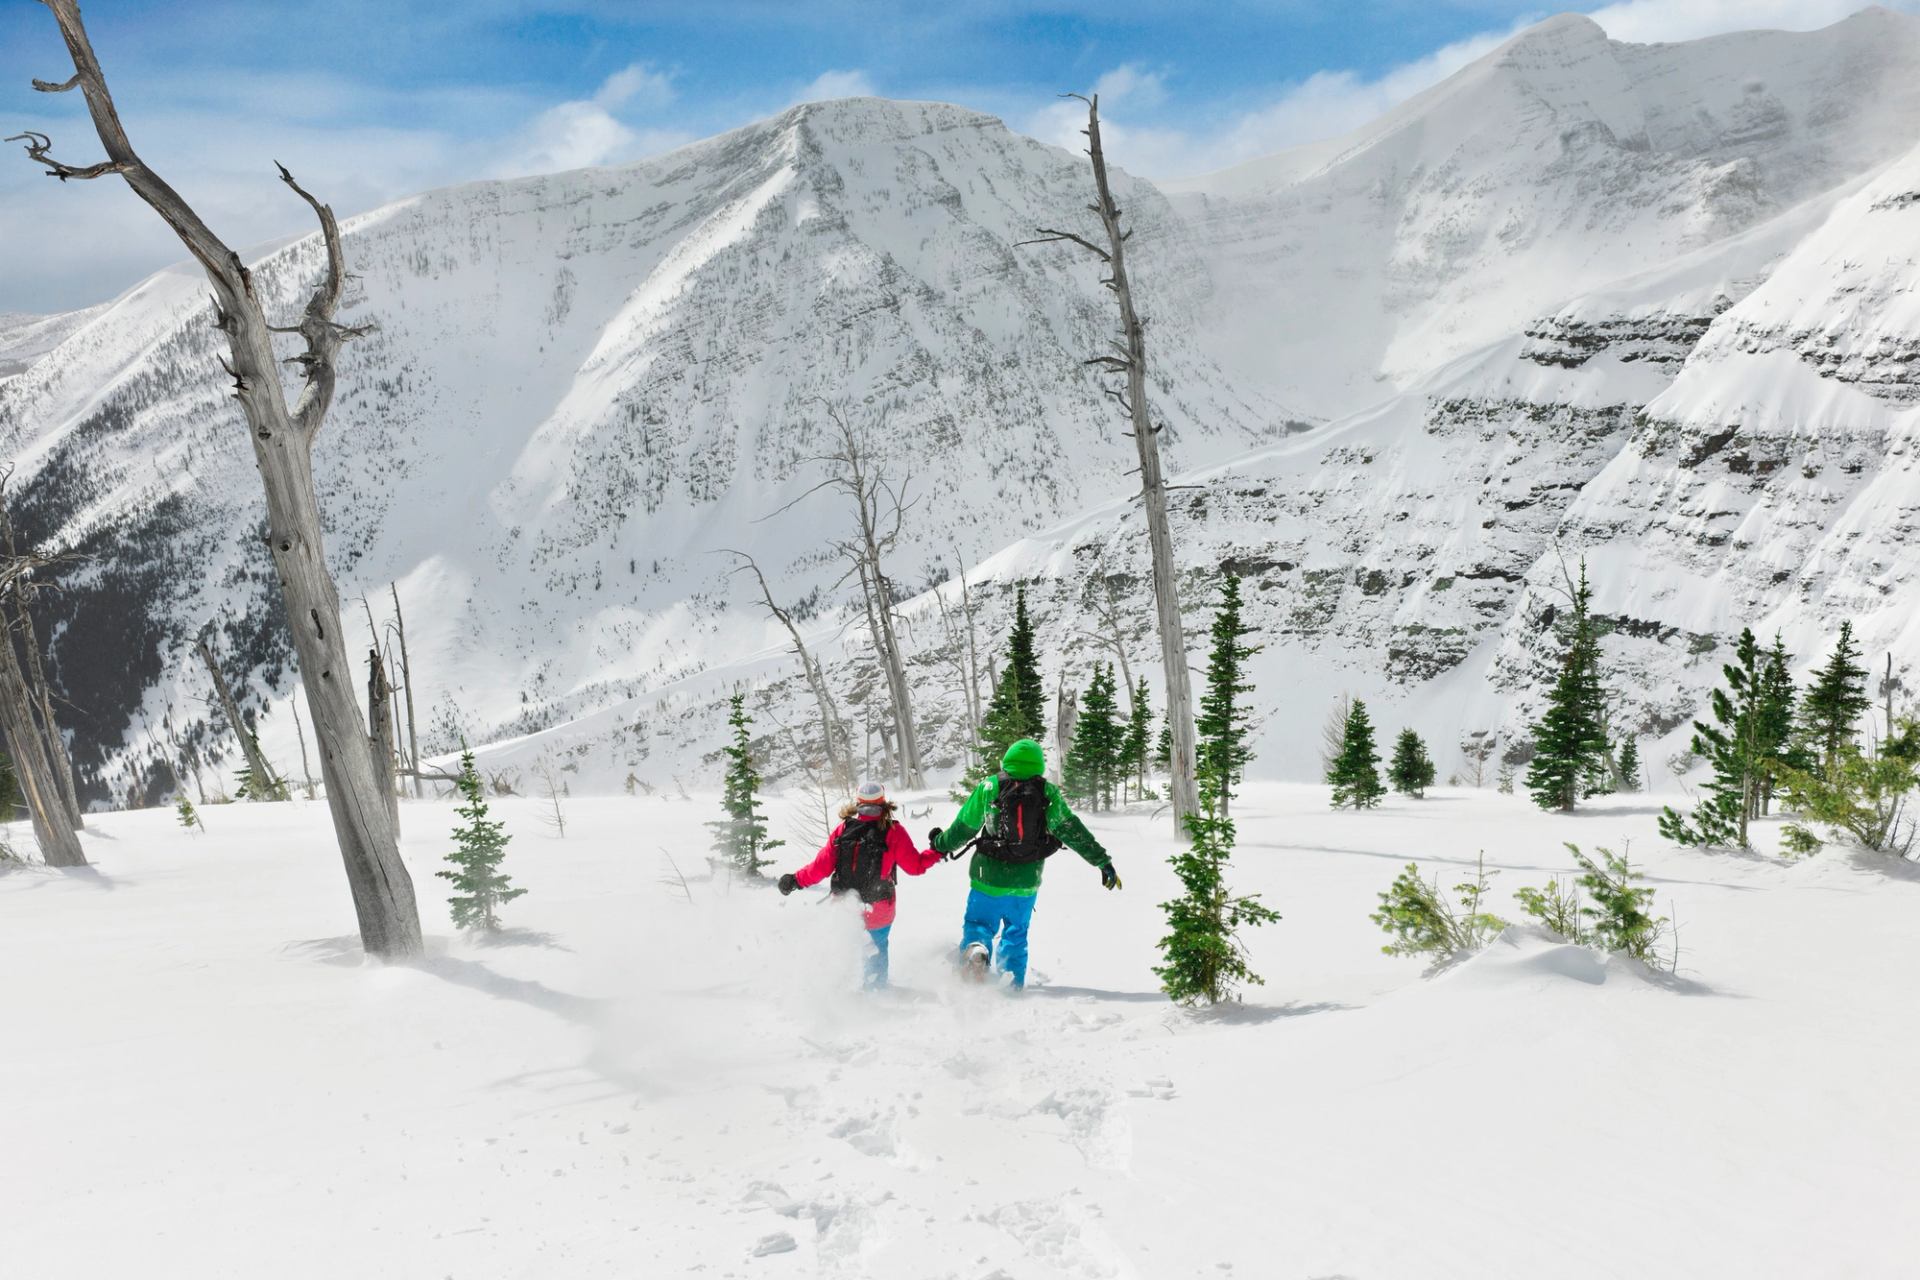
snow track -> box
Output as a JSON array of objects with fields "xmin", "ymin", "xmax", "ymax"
[{"xmin": 4, "ymin": 784, "xmax": 1916, "ymax": 1277}]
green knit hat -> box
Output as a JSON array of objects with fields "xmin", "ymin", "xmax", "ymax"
[{"xmin": 1001, "ymin": 738, "xmax": 1046, "ymax": 779}]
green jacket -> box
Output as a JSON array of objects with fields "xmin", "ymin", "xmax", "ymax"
[{"xmin": 932, "ymin": 774, "xmax": 1109, "ymax": 897}]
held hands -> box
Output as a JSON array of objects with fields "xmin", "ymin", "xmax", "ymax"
[
  {"xmin": 777, "ymin": 873, "xmax": 798, "ymax": 896},
  {"xmin": 1100, "ymin": 862, "xmax": 1122, "ymax": 891}
]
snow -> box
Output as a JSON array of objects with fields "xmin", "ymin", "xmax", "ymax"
[{"xmin": 7, "ymin": 785, "xmax": 1916, "ymax": 1277}]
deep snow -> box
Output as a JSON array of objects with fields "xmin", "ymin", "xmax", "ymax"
[{"xmin": 5, "ymin": 784, "xmax": 1915, "ymax": 1278}]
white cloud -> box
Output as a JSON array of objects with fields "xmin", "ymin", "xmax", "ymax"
[
  {"xmin": 793, "ymin": 69, "xmax": 877, "ymax": 103},
  {"xmin": 492, "ymin": 64, "xmax": 689, "ymax": 179},
  {"xmin": 594, "ymin": 63, "xmax": 677, "ymax": 111}
]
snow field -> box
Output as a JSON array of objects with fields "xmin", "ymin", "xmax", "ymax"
[{"xmin": 4, "ymin": 784, "xmax": 1917, "ymax": 1278}]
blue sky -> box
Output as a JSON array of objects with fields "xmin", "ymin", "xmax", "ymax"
[{"xmin": 1, "ymin": 0, "xmax": 1906, "ymax": 311}]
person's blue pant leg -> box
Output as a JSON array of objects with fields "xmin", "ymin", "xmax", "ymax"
[
  {"xmin": 864, "ymin": 925, "xmax": 891, "ymax": 989},
  {"xmin": 959, "ymin": 888, "xmax": 1038, "ymax": 988},
  {"xmin": 960, "ymin": 889, "xmax": 999, "ymax": 960},
  {"xmin": 996, "ymin": 893, "xmax": 1037, "ymax": 988}
]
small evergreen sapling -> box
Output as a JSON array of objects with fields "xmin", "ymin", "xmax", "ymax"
[
  {"xmin": 1154, "ymin": 780, "xmax": 1280, "ymax": 1005},
  {"xmin": 1564, "ymin": 843, "xmax": 1667, "ymax": 966},
  {"xmin": 438, "ymin": 748, "xmax": 525, "ymax": 931},
  {"xmin": 1371, "ymin": 853, "xmax": 1506, "ymax": 964},
  {"xmin": 175, "ymin": 794, "xmax": 204, "ymax": 833},
  {"xmin": 1387, "ymin": 729, "xmax": 1436, "ymax": 798},
  {"xmin": 710, "ymin": 692, "xmax": 783, "ymax": 879},
  {"xmin": 1616, "ymin": 737, "xmax": 1641, "ymax": 792},
  {"xmin": 1327, "ymin": 699, "xmax": 1385, "ymax": 809}
]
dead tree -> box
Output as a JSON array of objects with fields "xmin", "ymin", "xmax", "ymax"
[
  {"xmin": 390, "ymin": 584, "xmax": 421, "ymax": 800},
  {"xmin": 0, "ymin": 470, "xmax": 83, "ymax": 827},
  {"xmin": 0, "ymin": 549, "xmax": 84, "ymax": 865},
  {"xmin": 1080, "ymin": 569, "xmax": 1137, "ymax": 721},
  {"xmin": 769, "ymin": 400, "xmax": 923, "ymax": 788},
  {"xmin": 196, "ymin": 632, "xmax": 283, "ymax": 800},
  {"xmin": 13, "ymin": 0, "xmax": 422, "ymax": 954},
  {"xmin": 289, "ymin": 694, "xmax": 317, "ymax": 799},
  {"xmin": 366, "ymin": 648, "xmax": 399, "ymax": 829},
  {"xmin": 718, "ymin": 548, "xmax": 852, "ymax": 792},
  {"xmin": 1018, "ymin": 93, "xmax": 1199, "ymax": 832}
]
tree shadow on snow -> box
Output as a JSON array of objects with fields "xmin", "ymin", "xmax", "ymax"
[
  {"xmin": 469, "ymin": 927, "xmax": 572, "ymax": 952},
  {"xmin": 1260, "ymin": 842, "xmax": 1570, "ymax": 875},
  {"xmin": 1186, "ymin": 999, "xmax": 1355, "ymax": 1026},
  {"xmin": 1843, "ymin": 846, "xmax": 1920, "ymax": 884},
  {"xmin": 410, "ymin": 955, "xmax": 606, "ymax": 1027},
  {"xmin": 1030, "ymin": 985, "xmax": 1170, "ymax": 1004},
  {"xmin": 2, "ymin": 862, "xmax": 119, "ymax": 890}
]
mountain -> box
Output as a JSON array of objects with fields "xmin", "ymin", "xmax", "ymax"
[
  {"xmin": 0, "ymin": 98, "xmax": 1284, "ymax": 802},
  {"xmin": 0, "ymin": 306, "xmax": 107, "ymax": 384},
  {"xmin": 1170, "ymin": 7, "xmax": 1920, "ymax": 419}
]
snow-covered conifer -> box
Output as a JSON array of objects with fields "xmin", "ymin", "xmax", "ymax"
[
  {"xmin": 437, "ymin": 748, "xmax": 525, "ymax": 931},
  {"xmin": 1154, "ymin": 779, "xmax": 1279, "ymax": 1004},
  {"xmin": 1387, "ymin": 729, "xmax": 1436, "ymax": 798},
  {"xmin": 1526, "ymin": 562, "xmax": 1609, "ymax": 812},
  {"xmin": 1195, "ymin": 574, "xmax": 1258, "ymax": 817},
  {"xmin": 1800, "ymin": 621, "xmax": 1871, "ymax": 772},
  {"xmin": 709, "ymin": 693, "xmax": 782, "ymax": 879},
  {"xmin": 1328, "ymin": 700, "xmax": 1385, "ymax": 809}
]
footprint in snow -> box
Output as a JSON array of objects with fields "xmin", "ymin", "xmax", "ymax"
[{"xmin": 1032, "ymin": 1086, "xmax": 1131, "ymax": 1172}]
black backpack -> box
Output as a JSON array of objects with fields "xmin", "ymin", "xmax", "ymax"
[
  {"xmin": 977, "ymin": 773, "xmax": 1062, "ymax": 864},
  {"xmin": 829, "ymin": 819, "xmax": 896, "ymax": 903}
]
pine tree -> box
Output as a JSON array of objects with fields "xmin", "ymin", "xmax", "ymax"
[
  {"xmin": 1121, "ymin": 677, "xmax": 1153, "ymax": 802},
  {"xmin": 710, "ymin": 692, "xmax": 783, "ymax": 879},
  {"xmin": 1154, "ymin": 778, "xmax": 1281, "ymax": 1005},
  {"xmin": 1195, "ymin": 574, "xmax": 1259, "ymax": 817},
  {"xmin": 1659, "ymin": 627, "xmax": 1767, "ymax": 849},
  {"xmin": 1526, "ymin": 562, "xmax": 1610, "ymax": 812},
  {"xmin": 1328, "ymin": 699, "xmax": 1385, "ymax": 809},
  {"xmin": 1387, "ymin": 729, "xmax": 1436, "ymax": 798},
  {"xmin": 233, "ymin": 744, "xmax": 290, "ymax": 803},
  {"xmin": 175, "ymin": 794, "xmax": 203, "ymax": 832},
  {"xmin": 1066, "ymin": 664, "xmax": 1123, "ymax": 810},
  {"xmin": 1801, "ymin": 621, "xmax": 1871, "ymax": 772},
  {"xmin": 1756, "ymin": 633, "xmax": 1801, "ymax": 814},
  {"xmin": 1154, "ymin": 715, "xmax": 1173, "ymax": 771},
  {"xmin": 960, "ymin": 585, "xmax": 1048, "ymax": 796},
  {"xmin": 1616, "ymin": 737, "xmax": 1641, "ymax": 792},
  {"xmin": 437, "ymin": 747, "xmax": 525, "ymax": 931},
  {"xmin": 1496, "ymin": 759, "xmax": 1515, "ymax": 794}
]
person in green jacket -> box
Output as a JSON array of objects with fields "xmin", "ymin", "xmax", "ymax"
[{"xmin": 930, "ymin": 738, "xmax": 1121, "ymax": 989}]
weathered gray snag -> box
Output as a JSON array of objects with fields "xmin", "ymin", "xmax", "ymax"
[
  {"xmin": 719, "ymin": 549, "xmax": 852, "ymax": 792},
  {"xmin": 0, "ymin": 472, "xmax": 83, "ymax": 826},
  {"xmin": 196, "ymin": 632, "xmax": 283, "ymax": 800},
  {"xmin": 1018, "ymin": 93, "xmax": 1200, "ymax": 832},
  {"xmin": 15, "ymin": 0, "xmax": 421, "ymax": 954},
  {"xmin": 390, "ymin": 584, "xmax": 421, "ymax": 801},
  {"xmin": 0, "ymin": 551, "xmax": 83, "ymax": 865},
  {"xmin": 366, "ymin": 648, "xmax": 399, "ymax": 830}
]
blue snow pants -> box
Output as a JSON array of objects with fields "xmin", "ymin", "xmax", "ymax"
[
  {"xmin": 864, "ymin": 925, "xmax": 891, "ymax": 990},
  {"xmin": 960, "ymin": 888, "xmax": 1038, "ymax": 988}
]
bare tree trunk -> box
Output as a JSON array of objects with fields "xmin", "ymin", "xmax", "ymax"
[
  {"xmin": 1020, "ymin": 94, "xmax": 1198, "ymax": 832},
  {"xmin": 0, "ymin": 480, "xmax": 84, "ymax": 827},
  {"xmin": 366, "ymin": 648, "xmax": 399, "ymax": 831},
  {"xmin": 1084, "ymin": 572, "xmax": 1136, "ymax": 720},
  {"xmin": 14, "ymin": 0, "xmax": 421, "ymax": 954},
  {"xmin": 390, "ymin": 583, "xmax": 422, "ymax": 800},
  {"xmin": 290, "ymin": 693, "xmax": 317, "ymax": 800},
  {"xmin": 196, "ymin": 633, "xmax": 282, "ymax": 800},
  {"xmin": 954, "ymin": 551, "xmax": 985, "ymax": 731},
  {"xmin": 719, "ymin": 550, "xmax": 851, "ymax": 791},
  {"xmin": 0, "ymin": 632, "xmax": 84, "ymax": 865}
]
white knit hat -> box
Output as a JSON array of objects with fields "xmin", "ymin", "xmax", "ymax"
[{"xmin": 855, "ymin": 779, "xmax": 887, "ymax": 803}]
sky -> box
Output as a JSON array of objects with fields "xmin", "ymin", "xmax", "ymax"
[{"xmin": 0, "ymin": 0, "xmax": 1910, "ymax": 313}]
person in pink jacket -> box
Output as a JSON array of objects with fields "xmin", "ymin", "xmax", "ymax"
[{"xmin": 778, "ymin": 780, "xmax": 942, "ymax": 989}]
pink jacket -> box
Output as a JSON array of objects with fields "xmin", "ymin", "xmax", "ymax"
[{"xmin": 791, "ymin": 814, "xmax": 941, "ymax": 929}]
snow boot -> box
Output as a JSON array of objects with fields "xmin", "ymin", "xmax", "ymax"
[{"xmin": 962, "ymin": 941, "xmax": 990, "ymax": 983}]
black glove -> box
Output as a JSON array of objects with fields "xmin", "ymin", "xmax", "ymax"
[
  {"xmin": 777, "ymin": 873, "xmax": 798, "ymax": 896},
  {"xmin": 1100, "ymin": 862, "xmax": 1122, "ymax": 891},
  {"xmin": 928, "ymin": 826, "xmax": 944, "ymax": 852}
]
